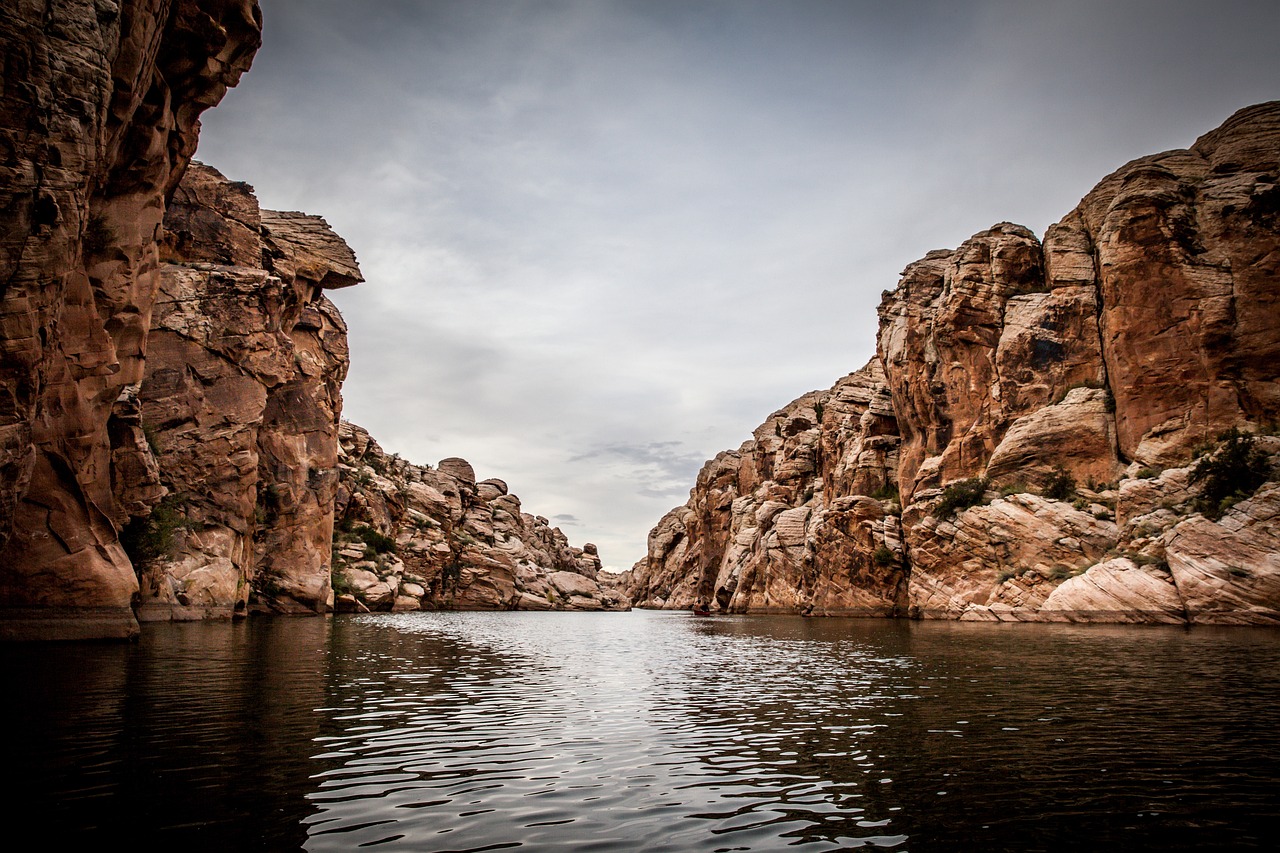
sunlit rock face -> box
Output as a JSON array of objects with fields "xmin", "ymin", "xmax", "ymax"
[
  {"xmin": 630, "ymin": 102, "xmax": 1280, "ymax": 625},
  {"xmin": 133, "ymin": 162, "xmax": 359, "ymax": 621},
  {"xmin": 333, "ymin": 422, "xmax": 629, "ymax": 613},
  {"xmin": 0, "ymin": 1, "xmax": 262, "ymax": 640}
]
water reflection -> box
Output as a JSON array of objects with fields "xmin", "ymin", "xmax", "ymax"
[{"xmin": 4, "ymin": 612, "xmax": 1279, "ymax": 851}]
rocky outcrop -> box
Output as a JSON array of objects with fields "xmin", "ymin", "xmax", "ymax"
[
  {"xmin": 629, "ymin": 102, "xmax": 1280, "ymax": 626},
  {"xmin": 629, "ymin": 360, "xmax": 904, "ymax": 615},
  {"xmin": 333, "ymin": 422, "xmax": 628, "ymax": 613},
  {"xmin": 0, "ymin": 1, "xmax": 261, "ymax": 640},
  {"xmin": 131, "ymin": 161, "xmax": 358, "ymax": 621}
]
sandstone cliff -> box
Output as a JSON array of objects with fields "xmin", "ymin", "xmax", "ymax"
[
  {"xmin": 131, "ymin": 161, "xmax": 359, "ymax": 621},
  {"xmin": 333, "ymin": 422, "xmax": 629, "ymax": 612},
  {"xmin": 629, "ymin": 102, "xmax": 1280, "ymax": 626},
  {"xmin": 1, "ymin": 1, "xmax": 262, "ymax": 640}
]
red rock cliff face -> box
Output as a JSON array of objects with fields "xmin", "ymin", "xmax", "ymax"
[
  {"xmin": 132, "ymin": 162, "xmax": 359, "ymax": 621},
  {"xmin": 629, "ymin": 102, "xmax": 1280, "ymax": 625},
  {"xmin": 0, "ymin": 1, "xmax": 261, "ymax": 640}
]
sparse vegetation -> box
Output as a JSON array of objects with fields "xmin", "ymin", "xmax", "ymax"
[
  {"xmin": 119, "ymin": 494, "xmax": 196, "ymax": 564},
  {"xmin": 141, "ymin": 422, "xmax": 161, "ymax": 456},
  {"xmin": 1043, "ymin": 466, "xmax": 1076, "ymax": 501},
  {"xmin": 1190, "ymin": 428, "xmax": 1271, "ymax": 520},
  {"xmin": 1047, "ymin": 564, "xmax": 1083, "ymax": 581},
  {"xmin": 934, "ymin": 478, "xmax": 989, "ymax": 519},
  {"xmin": 331, "ymin": 568, "xmax": 353, "ymax": 596},
  {"xmin": 870, "ymin": 482, "xmax": 899, "ymax": 502},
  {"xmin": 353, "ymin": 524, "xmax": 396, "ymax": 554},
  {"xmin": 1133, "ymin": 467, "xmax": 1162, "ymax": 480},
  {"xmin": 873, "ymin": 546, "xmax": 895, "ymax": 566}
]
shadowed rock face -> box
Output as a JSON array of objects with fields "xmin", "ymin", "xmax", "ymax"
[
  {"xmin": 0, "ymin": 1, "xmax": 262, "ymax": 640},
  {"xmin": 630, "ymin": 102, "xmax": 1280, "ymax": 626},
  {"xmin": 333, "ymin": 422, "xmax": 629, "ymax": 613},
  {"xmin": 133, "ymin": 162, "xmax": 359, "ymax": 621}
]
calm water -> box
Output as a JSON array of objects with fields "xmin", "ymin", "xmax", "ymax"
[{"xmin": 5, "ymin": 611, "xmax": 1280, "ymax": 851}]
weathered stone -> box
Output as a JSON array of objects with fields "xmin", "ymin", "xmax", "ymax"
[
  {"xmin": 133, "ymin": 162, "xmax": 358, "ymax": 620},
  {"xmin": 333, "ymin": 422, "xmax": 627, "ymax": 612},
  {"xmin": 1, "ymin": 0, "xmax": 262, "ymax": 640}
]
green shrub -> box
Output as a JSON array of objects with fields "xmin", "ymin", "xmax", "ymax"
[
  {"xmin": 934, "ymin": 478, "xmax": 989, "ymax": 519},
  {"xmin": 354, "ymin": 524, "xmax": 396, "ymax": 554},
  {"xmin": 1043, "ymin": 466, "xmax": 1076, "ymax": 501},
  {"xmin": 870, "ymin": 482, "xmax": 899, "ymax": 502},
  {"xmin": 1190, "ymin": 428, "xmax": 1271, "ymax": 520},
  {"xmin": 873, "ymin": 546, "xmax": 895, "ymax": 566},
  {"xmin": 119, "ymin": 494, "xmax": 191, "ymax": 565}
]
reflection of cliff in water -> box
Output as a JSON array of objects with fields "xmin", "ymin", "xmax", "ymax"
[{"xmin": 5, "ymin": 619, "xmax": 333, "ymax": 847}]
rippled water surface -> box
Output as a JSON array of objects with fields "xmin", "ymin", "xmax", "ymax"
[{"xmin": 6, "ymin": 611, "xmax": 1280, "ymax": 851}]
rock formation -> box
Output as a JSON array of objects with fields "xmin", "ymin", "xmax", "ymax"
[
  {"xmin": 1, "ymin": 0, "xmax": 262, "ymax": 640},
  {"xmin": 629, "ymin": 102, "xmax": 1280, "ymax": 626},
  {"xmin": 333, "ymin": 422, "xmax": 628, "ymax": 612},
  {"xmin": 132, "ymin": 161, "xmax": 359, "ymax": 621}
]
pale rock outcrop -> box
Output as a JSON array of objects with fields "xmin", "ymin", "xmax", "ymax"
[
  {"xmin": 1039, "ymin": 559, "xmax": 1187, "ymax": 624},
  {"xmin": 0, "ymin": 1, "xmax": 261, "ymax": 640},
  {"xmin": 630, "ymin": 103, "xmax": 1280, "ymax": 625},
  {"xmin": 333, "ymin": 422, "xmax": 627, "ymax": 612},
  {"xmin": 903, "ymin": 493, "xmax": 1118, "ymax": 620}
]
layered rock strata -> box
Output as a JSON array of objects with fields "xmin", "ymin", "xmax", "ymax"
[
  {"xmin": 334, "ymin": 422, "xmax": 629, "ymax": 612},
  {"xmin": 0, "ymin": 1, "xmax": 261, "ymax": 640},
  {"xmin": 628, "ymin": 102, "xmax": 1280, "ymax": 626},
  {"xmin": 133, "ymin": 161, "xmax": 359, "ymax": 620}
]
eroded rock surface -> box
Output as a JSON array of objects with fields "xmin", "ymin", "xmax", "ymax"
[
  {"xmin": 0, "ymin": 1, "xmax": 262, "ymax": 640},
  {"xmin": 629, "ymin": 103, "xmax": 1280, "ymax": 625},
  {"xmin": 132, "ymin": 162, "xmax": 358, "ymax": 620},
  {"xmin": 333, "ymin": 422, "xmax": 628, "ymax": 612}
]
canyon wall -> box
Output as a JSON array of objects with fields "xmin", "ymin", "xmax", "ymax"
[
  {"xmin": 1, "ymin": 0, "xmax": 262, "ymax": 640},
  {"xmin": 131, "ymin": 161, "xmax": 359, "ymax": 621},
  {"xmin": 628, "ymin": 102, "xmax": 1280, "ymax": 625},
  {"xmin": 334, "ymin": 422, "xmax": 628, "ymax": 612}
]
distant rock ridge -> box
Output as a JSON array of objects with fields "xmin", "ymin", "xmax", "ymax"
[
  {"xmin": 333, "ymin": 422, "xmax": 628, "ymax": 612},
  {"xmin": 626, "ymin": 101, "xmax": 1280, "ymax": 626}
]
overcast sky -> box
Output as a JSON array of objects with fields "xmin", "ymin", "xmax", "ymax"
[{"xmin": 196, "ymin": 0, "xmax": 1280, "ymax": 571}]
